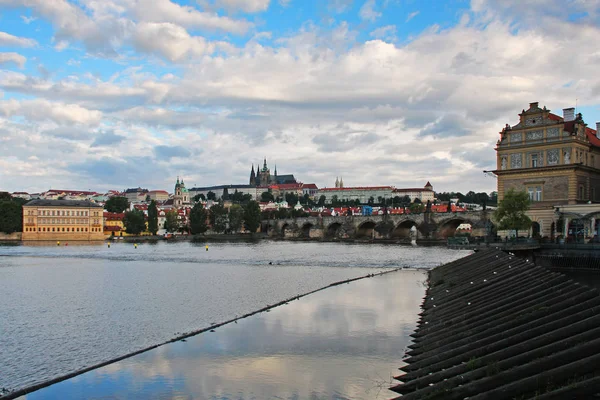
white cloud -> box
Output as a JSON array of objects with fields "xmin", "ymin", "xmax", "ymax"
[
  {"xmin": 212, "ymin": 0, "xmax": 271, "ymax": 13},
  {"xmin": 406, "ymin": 11, "xmax": 419, "ymax": 22},
  {"xmin": 0, "ymin": 31, "xmax": 37, "ymax": 47},
  {"xmin": 359, "ymin": 0, "xmax": 381, "ymax": 22},
  {"xmin": 127, "ymin": 0, "xmax": 252, "ymax": 34},
  {"xmin": 0, "ymin": 52, "xmax": 27, "ymax": 69},
  {"xmin": 2, "ymin": 0, "xmax": 600, "ymax": 193},
  {"xmin": 133, "ymin": 22, "xmax": 214, "ymax": 62},
  {"xmin": 0, "ymin": 99, "xmax": 103, "ymax": 125},
  {"xmin": 369, "ymin": 25, "xmax": 396, "ymax": 42}
]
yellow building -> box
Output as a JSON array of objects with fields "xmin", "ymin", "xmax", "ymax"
[
  {"xmin": 493, "ymin": 102, "xmax": 600, "ymax": 238},
  {"xmin": 22, "ymin": 199, "xmax": 105, "ymax": 241}
]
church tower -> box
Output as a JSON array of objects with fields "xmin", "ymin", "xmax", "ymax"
[
  {"xmin": 335, "ymin": 177, "xmax": 339, "ymax": 188},
  {"xmin": 250, "ymin": 164, "xmax": 256, "ymax": 186},
  {"xmin": 259, "ymin": 158, "xmax": 271, "ymax": 187},
  {"xmin": 174, "ymin": 177, "xmax": 190, "ymax": 207},
  {"xmin": 339, "ymin": 177, "xmax": 344, "ymax": 188}
]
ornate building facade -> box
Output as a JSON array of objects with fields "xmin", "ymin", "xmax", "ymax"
[
  {"xmin": 22, "ymin": 199, "xmax": 105, "ymax": 241},
  {"xmin": 493, "ymin": 102, "xmax": 600, "ymax": 238},
  {"xmin": 173, "ymin": 177, "xmax": 190, "ymax": 207}
]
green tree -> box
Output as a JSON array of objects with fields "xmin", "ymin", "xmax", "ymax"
[
  {"xmin": 123, "ymin": 209, "xmax": 146, "ymax": 234},
  {"xmin": 317, "ymin": 195, "xmax": 326, "ymax": 206},
  {"xmin": 285, "ymin": 192, "xmax": 299, "ymax": 206},
  {"xmin": 331, "ymin": 195, "xmax": 339, "ymax": 206},
  {"xmin": 228, "ymin": 204, "xmax": 244, "ymax": 232},
  {"xmin": 105, "ymin": 196, "xmax": 130, "ymax": 213},
  {"xmin": 0, "ymin": 200, "xmax": 23, "ymax": 233},
  {"xmin": 0, "ymin": 192, "xmax": 12, "ymax": 201},
  {"xmin": 189, "ymin": 202, "xmax": 208, "ymax": 234},
  {"xmin": 261, "ymin": 191, "xmax": 275, "ymax": 202},
  {"xmin": 276, "ymin": 207, "xmax": 289, "ymax": 219},
  {"xmin": 368, "ymin": 196, "xmax": 375, "ymax": 205},
  {"xmin": 413, "ymin": 198, "xmax": 421, "ymax": 204},
  {"xmin": 147, "ymin": 200, "xmax": 159, "ymax": 235},
  {"xmin": 494, "ymin": 188, "xmax": 532, "ymax": 238},
  {"xmin": 207, "ymin": 191, "xmax": 216, "ymax": 201},
  {"xmin": 210, "ymin": 202, "xmax": 228, "ymax": 233},
  {"xmin": 164, "ymin": 209, "xmax": 179, "ymax": 233},
  {"xmin": 409, "ymin": 203, "xmax": 425, "ymax": 214},
  {"xmin": 193, "ymin": 193, "xmax": 206, "ymax": 202},
  {"xmin": 243, "ymin": 200, "xmax": 261, "ymax": 233}
]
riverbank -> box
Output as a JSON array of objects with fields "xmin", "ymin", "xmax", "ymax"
[{"xmin": 3, "ymin": 268, "xmax": 423, "ymax": 400}]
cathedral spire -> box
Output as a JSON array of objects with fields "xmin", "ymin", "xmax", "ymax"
[
  {"xmin": 339, "ymin": 177, "xmax": 343, "ymax": 188},
  {"xmin": 335, "ymin": 177, "xmax": 339, "ymax": 188},
  {"xmin": 274, "ymin": 164, "xmax": 277, "ymax": 176}
]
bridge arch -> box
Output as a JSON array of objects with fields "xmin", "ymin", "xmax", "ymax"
[
  {"xmin": 280, "ymin": 222, "xmax": 291, "ymax": 237},
  {"xmin": 391, "ymin": 219, "xmax": 421, "ymax": 239},
  {"xmin": 356, "ymin": 220, "xmax": 377, "ymax": 239},
  {"xmin": 301, "ymin": 222, "xmax": 313, "ymax": 238},
  {"xmin": 325, "ymin": 222, "xmax": 342, "ymax": 239},
  {"xmin": 437, "ymin": 217, "xmax": 474, "ymax": 239}
]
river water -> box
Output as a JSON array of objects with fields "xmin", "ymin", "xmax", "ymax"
[{"xmin": 0, "ymin": 241, "xmax": 469, "ymax": 398}]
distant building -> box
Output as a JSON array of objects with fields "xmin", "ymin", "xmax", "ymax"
[
  {"xmin": 22, "ymin": 199, "xmax": 104, "ymax": 241},
  {"xmin": 43, "ymin": 190, "xmax": 98, "ymax": 201},
  {"xmin": 493, "ymin": 102, "xmax": 600, "ymax": 238},
  {"xmin": 124, "ymin": 187, "xmax": 149, "ymax": 203},
  {"xmin": 148, "ymin": 190, "xmax": 169, "ymax": 202},
  {"xmin": 393, "ymin": 182, "xmax": 435, "ymax": 203},
  {"xmin": 189, "ymin": 184, "xmax": 268, "ymax": 201},
  {"xmin": 302, "ymin": 183, "xmax": 319, "ymax": 198},
  {"xmin": 318, "ymin": 186, "xmax": 395, "ymax": 203},
  {"xmin": 11, "ymin": 192, "xmax": 31, "ymax": 200},
  {"xmin": 173, "ymin": 178, "xmax": 191, "ymax": 207}
]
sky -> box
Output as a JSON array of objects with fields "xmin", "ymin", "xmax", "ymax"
[{"xmin": 1, "ymin": 0, "xmax": 600, "ymax": 194}]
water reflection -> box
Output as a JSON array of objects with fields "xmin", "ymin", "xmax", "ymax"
[{"xmin": 23, "ymin": 271, "xmax": 425, "ymax": 400}]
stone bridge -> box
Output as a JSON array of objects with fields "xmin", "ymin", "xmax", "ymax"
[{"xmin": 262, "ymin": 211, "xmax": 493, "ymax": 240}]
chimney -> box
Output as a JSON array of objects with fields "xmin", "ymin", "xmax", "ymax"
[
  {"xmin": 529, "ymin": 102, "xmax": 539, "ymax": 109},
  {"xmin": 596, "ymin": 122, "xmax": 600, "ymax": 139},
  {"xmin": 563, "ymin": 107, "xmax": 575, "ymax": 122}
]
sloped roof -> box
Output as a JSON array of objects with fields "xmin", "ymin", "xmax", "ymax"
[{"xmin": 25, "ymin": 199, "xmax": 102, "ymax": 207}]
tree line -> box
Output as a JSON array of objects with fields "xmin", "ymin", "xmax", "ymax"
[
  {"xmin": 0, "ymin": 192, "xmax": 25, "ymax": 234},
  {"xmin": 120, "ymin": 199, "xmax": 262, "ymax": 235}
]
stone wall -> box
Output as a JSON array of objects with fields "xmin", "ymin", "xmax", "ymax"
[
  {"xmin": 21, "ymin": 231, "xmax": 105, "ymax": 241},
  {"xmin": 0, "ymin": 232, "xmax": 21, "ymax": 241}
]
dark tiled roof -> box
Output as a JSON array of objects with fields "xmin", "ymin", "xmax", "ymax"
[
  {"xmin": 25, "ymin": 199, "xmax": 103, "ymax": 208},
  {"xmin": 274, "ymin": 174, "xmax": 296, "ymax": 184},
  {"xmin": 391, "ymin": 249, "xmax": 600, "ymax": 399}
]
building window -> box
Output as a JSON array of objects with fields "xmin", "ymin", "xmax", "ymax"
[
  {"xmin": 531, "ymin": 154, "xmax": 538, "ymax": 168},
  {"xmin": 528, "ymin": 186, "xmax": 542, "ymax": 202},
  {"xmin": 579, "ymin": 185, "xmax": 585, "ymax": 200}
]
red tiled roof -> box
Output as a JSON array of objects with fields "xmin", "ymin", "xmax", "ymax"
[
  {"xmin": 104, "ymin": 226, "xmax": 122, "ymax": 231},
  {"xmin": 586, "ymin": 127, "xmax": 600, "ymax": 147},
  {"xmin": 548, "ymin": 113, "xmax": 562, "ymax": 121},
  {"xmin": 104, "ymin": 212, "xmax": 125, "ymax": 220},
  {"xmin": 393, "ymin": 188, "xmax": 433, "ymax": 192},
  {"xmin": 47, "ymin": 189, "xmax": 98, "ymax": 195},
  {"xmin": 303, "ymin": 183, "xmax": 318, "ymax": 189},
  {"xmin": 319, "ymin": 186, "xmax": 393, "ymax": 192}
]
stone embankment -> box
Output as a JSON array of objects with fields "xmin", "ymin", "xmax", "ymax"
[{"xmin": 390, "ymin": 249, "xmax": 600, "ymax": 399}]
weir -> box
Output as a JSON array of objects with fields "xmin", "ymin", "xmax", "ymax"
[{"xmin": 391, "ymin": 249, "xmax": 600, "ymax": 399}]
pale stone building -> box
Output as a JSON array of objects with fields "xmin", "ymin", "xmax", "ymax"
[{"xmin": 22, "ymin": 199, "xmax": 105, "ymax": 241}]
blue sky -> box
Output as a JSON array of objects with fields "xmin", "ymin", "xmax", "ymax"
[{"xmin": 1, "ymin": 0, "xmax": 600, "ymax": 193}]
